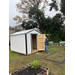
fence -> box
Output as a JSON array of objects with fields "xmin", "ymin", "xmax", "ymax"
[{"xmin": 49, "ymin": 41, "xmax": 65, "ymax": 46}]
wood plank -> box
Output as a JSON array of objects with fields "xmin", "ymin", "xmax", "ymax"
[{"xmin": 38, "ymin": 34, "xmax": 45, "ymax": 50}]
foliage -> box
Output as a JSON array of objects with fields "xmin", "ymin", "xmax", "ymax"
[
  {"xmin": 60, "ymin": 0, "xmax": 65, "ymax": 15},
  {"xmin": 22, "ymin": 9, "xmax": 65, "ymax": 42},
  {"xmin": 31, "ymin": 60, "xmax": 39, "ymax": 69},
  {"xmin": 13, "ymin": 0, "xmax": 49, "ymax": 23},
  {"xmin": 49, "ymin": 13, "xmax": 65, "ymax": 42},
  {"xmin": 47, "ymin": 34, "xmax": 51, "ymax": 41},
  {"xmin": 49, "ymin": 0, "xmax": 65, "ymax": 15},
  {"xmin": 22, "ymin": 5, "xmax": 51, "ymax": 33},
  {"xmin": 29, "ymin": 6, "xmax": 52, "ymax": 34},
  {"xmin": 13, "ymin": 15, "xmax": 22, "ymax": 24},
  {"xmin": 13, "ymin": 0, "xmax": 65, "ymax": 42},
  {"xmin": 49, "ymin": 0, "xmax": 58, "ymax": 11},
  {"xmin": 29, "ymin": 5, "xmax": 46, "ymax": 32},
  {"xmin": 21, "ymin": 20, "xmax": 38, "ymax": 29}
]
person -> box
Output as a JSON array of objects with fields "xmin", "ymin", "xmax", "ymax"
[{"xmin": 45, "ymin": 37, "xmax": 49, "ymax": 53}]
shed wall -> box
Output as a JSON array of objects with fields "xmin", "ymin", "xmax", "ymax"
[{"xmin": 10, "ymin": 34, "xmax": 26, "ymax": 54}]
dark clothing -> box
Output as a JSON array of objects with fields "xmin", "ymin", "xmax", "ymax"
[
  {"xmin": 45, "ymin": 39, "xmax": 49, "ymax": 53},
  {"xmin": 45, "ymin": 39, "xmax": 49, "ymax": 45}
]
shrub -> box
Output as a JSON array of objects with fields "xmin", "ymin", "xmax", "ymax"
[{"xmin": 31, "ymin": 60, "xmax": 39, "ymax": 69}]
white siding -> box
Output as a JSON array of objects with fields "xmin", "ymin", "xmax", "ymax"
[
  {"xmin": 10, "ymin": 34, "xmax": 26, "ymax": 54},
  {"xmin": 27, "ymin": 30, "xmax": 40, "ymax": 54}
]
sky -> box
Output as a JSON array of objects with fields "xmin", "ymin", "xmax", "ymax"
[{"xmin": 9, "ymin": 0, "xmax": 60, "ymax": 27}]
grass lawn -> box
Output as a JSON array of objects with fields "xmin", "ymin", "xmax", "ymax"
[
  {"xmin": 46, "ymin": 52, "xmax": 65, "ymax": 63},
  {"xmin": 9, "ymin": 46, "xmax": 65, "ymax": 75}
]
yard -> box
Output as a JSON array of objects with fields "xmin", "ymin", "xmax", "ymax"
[{"xmin": 9, "ymin": 46, "xmax": 65, "ymax": 75}]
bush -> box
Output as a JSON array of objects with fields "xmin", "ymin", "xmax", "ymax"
[{"xmin": 31, "ymin": 60, "xmax": 39, "ymax": 69}]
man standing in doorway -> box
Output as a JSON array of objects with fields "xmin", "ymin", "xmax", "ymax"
[{"xmin": 45, "ymin": 37, "xmax": 49, "ymax": 53}]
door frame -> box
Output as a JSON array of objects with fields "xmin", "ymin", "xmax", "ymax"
[{"xmin": 31, "ymin": 34, "xmax": 38, "ymax": 53}]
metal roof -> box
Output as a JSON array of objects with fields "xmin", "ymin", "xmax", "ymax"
[{"xmin": 11, "ymin": 28, "xmax": 38, "ymax": 36}]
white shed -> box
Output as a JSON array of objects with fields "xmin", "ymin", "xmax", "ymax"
[{"xmin": 10, "ymin": 28, "xmax": 45, "ymax": 55}]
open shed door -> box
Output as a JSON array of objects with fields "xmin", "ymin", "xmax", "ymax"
[{"xmin": 38, "ymin": 34, "xmax": 45, "ymax": 50}]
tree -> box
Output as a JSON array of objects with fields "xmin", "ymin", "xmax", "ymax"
[
  {"xmin": 13, "ymin": 0, "xmax": 49, "ymax": 23},
  {"xmin": 21, "ymin": 20, "xmax": 38, "ymax": 29},
  {"xmin": 49, "ymin": 0, "xmax": 65, "ymax": 15},
  {"xmin": 21, "ymin": 5, "xmax": 52, "ymax": 34},
  {"xmin": 25, "ymin": 6, "xmax": 65, "ymax": 42},
  {"xmin": 29, "ymin": 5, "xmax": 46, "ymax": 31},
  {"xmin": 49, "ymin": 0, "xmax": 65, "ymax": 42},
  {"xmin": 49, "ymin": 13, "xmax": 65, "ymax": 42},
  {"xmin": 49, "ymin": 0, "xmax": 59, "ymax": 11},
  {"xmin": 13, "ymin": 15, "xmax": 22, "ymax": 24},
  {"xmin": 13, "ymin": 0, "xmax": 65, "ymax": 42},
  {"xmin": 60, "ymin": 0, "xmax": 65, "ymax": 15},
  {"xmin": 28, "ymin": 5, "xmax": 53, "ymax": 34}
]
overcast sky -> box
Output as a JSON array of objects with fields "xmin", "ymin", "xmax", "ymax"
[{"xmin": 9, "ymin": 0, "xmax": 60, "ymax": 27}]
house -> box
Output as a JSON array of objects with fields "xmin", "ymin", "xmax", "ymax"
[{"xmin": 10, "ymin": 28, "xmax": 45, "ymax": 55}]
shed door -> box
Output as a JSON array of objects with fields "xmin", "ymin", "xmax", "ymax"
[{"xmin": 38, "ymin": 34, "xmax": 45, "ymax": 50}]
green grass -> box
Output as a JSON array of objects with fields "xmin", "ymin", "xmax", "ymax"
[
  {"xmin": 46, "ymin": 52, "xmax": 65, "ymax": 63},
  {"xmin": 9, "ymin": 51, "xmax": 21, "ymax": 59},
  {"xmin": 9, "ymin": 46, "xmax": 65, "ymax": 75},
  {"xmin": 9, "ymin": 46, "xmax": 21, "ymax": 59}
]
